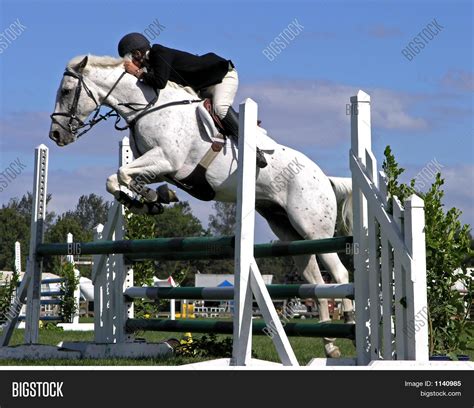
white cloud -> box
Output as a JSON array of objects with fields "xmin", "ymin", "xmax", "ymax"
[{"xmin": 236, "ymin": 81, "xmax": 429, "ymax": 149}]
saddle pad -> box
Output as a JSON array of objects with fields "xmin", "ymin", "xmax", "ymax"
[{"xmin": 196, "ymin": 102, "xmax": 277, "ymax": 152}]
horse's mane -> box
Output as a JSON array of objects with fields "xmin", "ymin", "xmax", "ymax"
[
  {"xmin": 67, "ymin": 54, "xmax": 123, "ymax": 72},
  {"xmin": 67, "ymin": 54, "xmax": 199, "ymax": 97}
]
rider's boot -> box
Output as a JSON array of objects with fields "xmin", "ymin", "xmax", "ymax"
[{"xmin": 221, "ymin": 106, "xmax": 268, "ymax": 169}]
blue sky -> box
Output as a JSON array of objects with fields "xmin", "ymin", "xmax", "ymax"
[{"xmin": 0, "ymin": 0, "xmax": 472, "ymax": 241}]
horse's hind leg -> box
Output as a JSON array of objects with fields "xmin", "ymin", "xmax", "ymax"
[
  {"xmin": 318, "ymin": 253, "xmax": 355, "ymax": 323},
  {"xmin": 292, "ymin": 254, "xmax": 342, "ymax": 358},
  {"xmin": 257, "ymin": 207, "xmax": 341, "ymax": 358}
]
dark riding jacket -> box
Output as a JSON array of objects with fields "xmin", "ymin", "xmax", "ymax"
[{"xmin": 141, "ymin": 44, "xmax": 233, "ymax": 91}]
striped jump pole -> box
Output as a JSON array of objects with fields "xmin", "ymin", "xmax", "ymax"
[
  {"xmin": 125, "ymin": 319, "xmax": 356, "ymax": 340},
  {"xmin": 124, "ymin": 283, "xmax": 355, "ymax": 301},
  {"xmin": 36, "ymin": 236, "xmax": 352, "ymax": 259}
]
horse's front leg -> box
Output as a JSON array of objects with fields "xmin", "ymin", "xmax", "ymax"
[{"xmin": 106, "ymin": 147, "xmax": 177, "ymax": 215}]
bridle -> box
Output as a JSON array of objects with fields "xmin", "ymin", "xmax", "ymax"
[
  {"xmin": 50, "ymin": 67, "xmax": 202, "ymax": 139},
  {"xmin": 50, "ymin": 68, "xmax": 128, "ymax": 139}
]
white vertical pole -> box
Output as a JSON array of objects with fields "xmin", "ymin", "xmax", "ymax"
[
  {"xmin": 93, "ymin": 223, "xmax": 108, "ymax": 343},
  {"xmin": 231, "ymin": 99, "xmax": 298, "ymax": 366},
  {"xmin": 367, "ymin": 214, "xmax": 381, "ymax": 360},
  {"xmin": 25, "ymin": 144, "xmax": 49, "ymax": 344},
  {"xmin": 66, "ymin": 233, "xmax": 80, "ymax": 325},
  {"xmin": 350, "ymin": 90, "xmax": 372, "ymax": 365},
  {"xmin": 14, "ymin": 242, "xmax": 21, "ymax": 274},
  {"xmin": 170, "ymin": 299, "xmax": 176, "ymax": 320},
  {"xmin": 392, "ymin": 197, "xmax": 407, "ymax": 359},
  {"xmin": 404, "ymin": 195, "xmax": 429, "ymax": 361},
  {"xmin": 116, "ymin": 136, "xmax": 134, "ymax": 342},
  {"xmin": 66, "ymin": 233, "xmax": 74, "ymax": 264},
  {"xmin": 231, "ymin": 99, "xmax": 258, "ymax": 366}
]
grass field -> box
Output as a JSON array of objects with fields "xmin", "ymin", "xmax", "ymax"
[{"xmin": 1, "ymin": 320, "xmax": 472, "ymax": 366}]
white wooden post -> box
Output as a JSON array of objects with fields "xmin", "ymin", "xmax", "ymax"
[
  {"xmin": 24, "ymin": 144, "xmax": 49, "ymax": 344},
  {"xmin": 92, "ymin": 137, "xmax": 134, "ymax": 343},
  {"xmin": 392, "ymin": 197, "xmax": 407, "ymax": 359},
  {"xmin": 117, "ymin": 137, "xmax": 134, "ymax": 342},
  {"xmin": 231, "ymin": 99, "xmax": 298, "ymax": 366},
  {"xmin": 0, "ymin": 147, "xmax": 48, "ymax": 347},
  {"xmin": 66, "ymin": 233, "xmax": 80, "ymax": 325},
  {"xmin": 350, "ymin": 90, "xmax": 372, "ymax": 365},
  {"xmin": 92, "ymin": 223, "xmax": 112, "ymax": 343},
  {"xmin": 170, "ymin": 299, "xmax": 176, "ymax": 320},
  {"xmin": 231, "ymin": 99, "xmax": 257, "ymax": 365},
  {"xmin": 404, "ymin": 195, "xmax": 429, "ymax": 361},
  {"xmin": 14, "ymin": 242, "xmax": 21, "ymax": 274},
  {"xmin": 349, "ymin": 90, "xmax": 429, "ymax": 364}
]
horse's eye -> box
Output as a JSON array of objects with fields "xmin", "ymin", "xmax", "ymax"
[{"xmin": 62, "ymin": 89, "xmax": 71, "ymax": 96}]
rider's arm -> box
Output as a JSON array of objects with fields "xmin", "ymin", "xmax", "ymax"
[{"xmin": 140, "ymin": 47, "xmax": 173, "ymax": 89}]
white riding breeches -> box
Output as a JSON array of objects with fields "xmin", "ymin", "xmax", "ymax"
[{"xmin": 201, "ymin": 68, "xmax": 239, "ymax": 119}]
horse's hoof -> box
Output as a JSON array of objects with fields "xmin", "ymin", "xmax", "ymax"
[
  {"xmin": 157, "ymin": 184, "xmax": 179, "ymax": 204},
  {"xmin": 130, "ymin": 181, "xmax": 158, "ymax": 203},
  {"xmin": 146, "ymin": 202, "xmax": 164, "ymax": 215},
  {"xmin": 324, "ymin": 344, "xmax": 341, "ymax": 358},
  {"xmin": 142, "ymin": 189, "xmax": 158, "ymax": 203}
]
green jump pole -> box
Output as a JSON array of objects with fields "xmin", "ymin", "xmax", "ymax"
[
  {"xmin": 125, "ymin": 318, "xmax": 356, "ymax": 339},
  {"xmin": 36, "ymin": 236, "xmax": 234, "ymax": 257},
  {"xmin": 36, "ymin": 236, "xmax": 353, "ymax": 259}
]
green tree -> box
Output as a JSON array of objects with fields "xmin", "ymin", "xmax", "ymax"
[
  {"xmin": 382, "ymin": 146, "xmax": 473, "ymax": 356},
  {"xmin": 44, "ymin": 213, "xmax": 89, "ymax": 273},
  {"xmin": 208, "ymin": 202, "xmax": 236, "ymax": 236},
  {"xmin": 72, "ymin": 194, "xmax": 110, "ymax": 231},
  {"xmin": 0, "ymin": 193, "xmax": 55, "ymax": 270}
]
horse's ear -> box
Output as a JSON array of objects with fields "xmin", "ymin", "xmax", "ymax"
[{"xmin": 76, "ymin": 56, "xmax": 89, "ymax": 73}]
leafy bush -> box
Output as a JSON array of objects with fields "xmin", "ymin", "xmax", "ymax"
[
  {"xmin": 0, "ymin": 261, "xmax": 19, "ymax": 323},
  {"xmin": 57, "ymin": 262, "xmax": 79, "ymax": 323},
  {"xmin": 174, "ymin": 333, "xmax": 233, "ymax": 358},
  {"xmin": 382, "ymin": 146, "xmax": 473, "ymax": 356}
]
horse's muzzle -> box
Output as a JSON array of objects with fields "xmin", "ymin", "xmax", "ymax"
[{"xmin": 49, "ymin": 130, "xmax": 60, "ymax": 142}]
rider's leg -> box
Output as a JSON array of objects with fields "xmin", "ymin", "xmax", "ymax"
[
  {"xmin": 222, "ymin": 106, "xmax": 267, "ymax": 169},
  {"xmin": 210, "ymin": 67, "xmax": 238, "ymax": 120},
  {"xmin": 208, "ymin": 68, "xmax": 267, "ymax": 168}
]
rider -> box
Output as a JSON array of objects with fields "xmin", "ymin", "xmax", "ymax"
[{"xmin": 117, "ymin": 32, "xmax": 267, "ymax": 168}]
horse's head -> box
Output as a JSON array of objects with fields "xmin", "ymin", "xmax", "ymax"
[{"xmin": 49, "ymin": 56, "xmax": 100, "ymax": 146}]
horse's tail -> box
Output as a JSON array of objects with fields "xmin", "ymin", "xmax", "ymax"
[{"xmin": 328, "ymin": 176, "xmax": 353, "ymax": 236}]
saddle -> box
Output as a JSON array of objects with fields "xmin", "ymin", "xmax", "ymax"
[
  {"xmin": 163, "ymin": 98, "xmax": 227, "ymax": 201},
  {"xmin": 162, "ymin": 99, "xmax": 267, "ymax": 202},
  {"xmin": 203, "ymin": 98, "xmax": 262, "ymax": 135},
  {"xmin": 203, "ymin": 99, "xmax": 225, "ymax": 135}
]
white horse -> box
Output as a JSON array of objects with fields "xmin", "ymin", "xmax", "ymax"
[{"xmin": 49, "ymin": 55, "xmax": 354, "ymax": 358}]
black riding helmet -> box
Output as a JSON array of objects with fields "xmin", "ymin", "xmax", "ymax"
[{"xmin": 118, "ymin": 33, "xmax": 151, "ymax": 57}]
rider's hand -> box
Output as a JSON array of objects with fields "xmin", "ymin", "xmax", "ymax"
[{"xmin": 124, "ymin": 60, "xmax": 140, "ymax": 76}]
